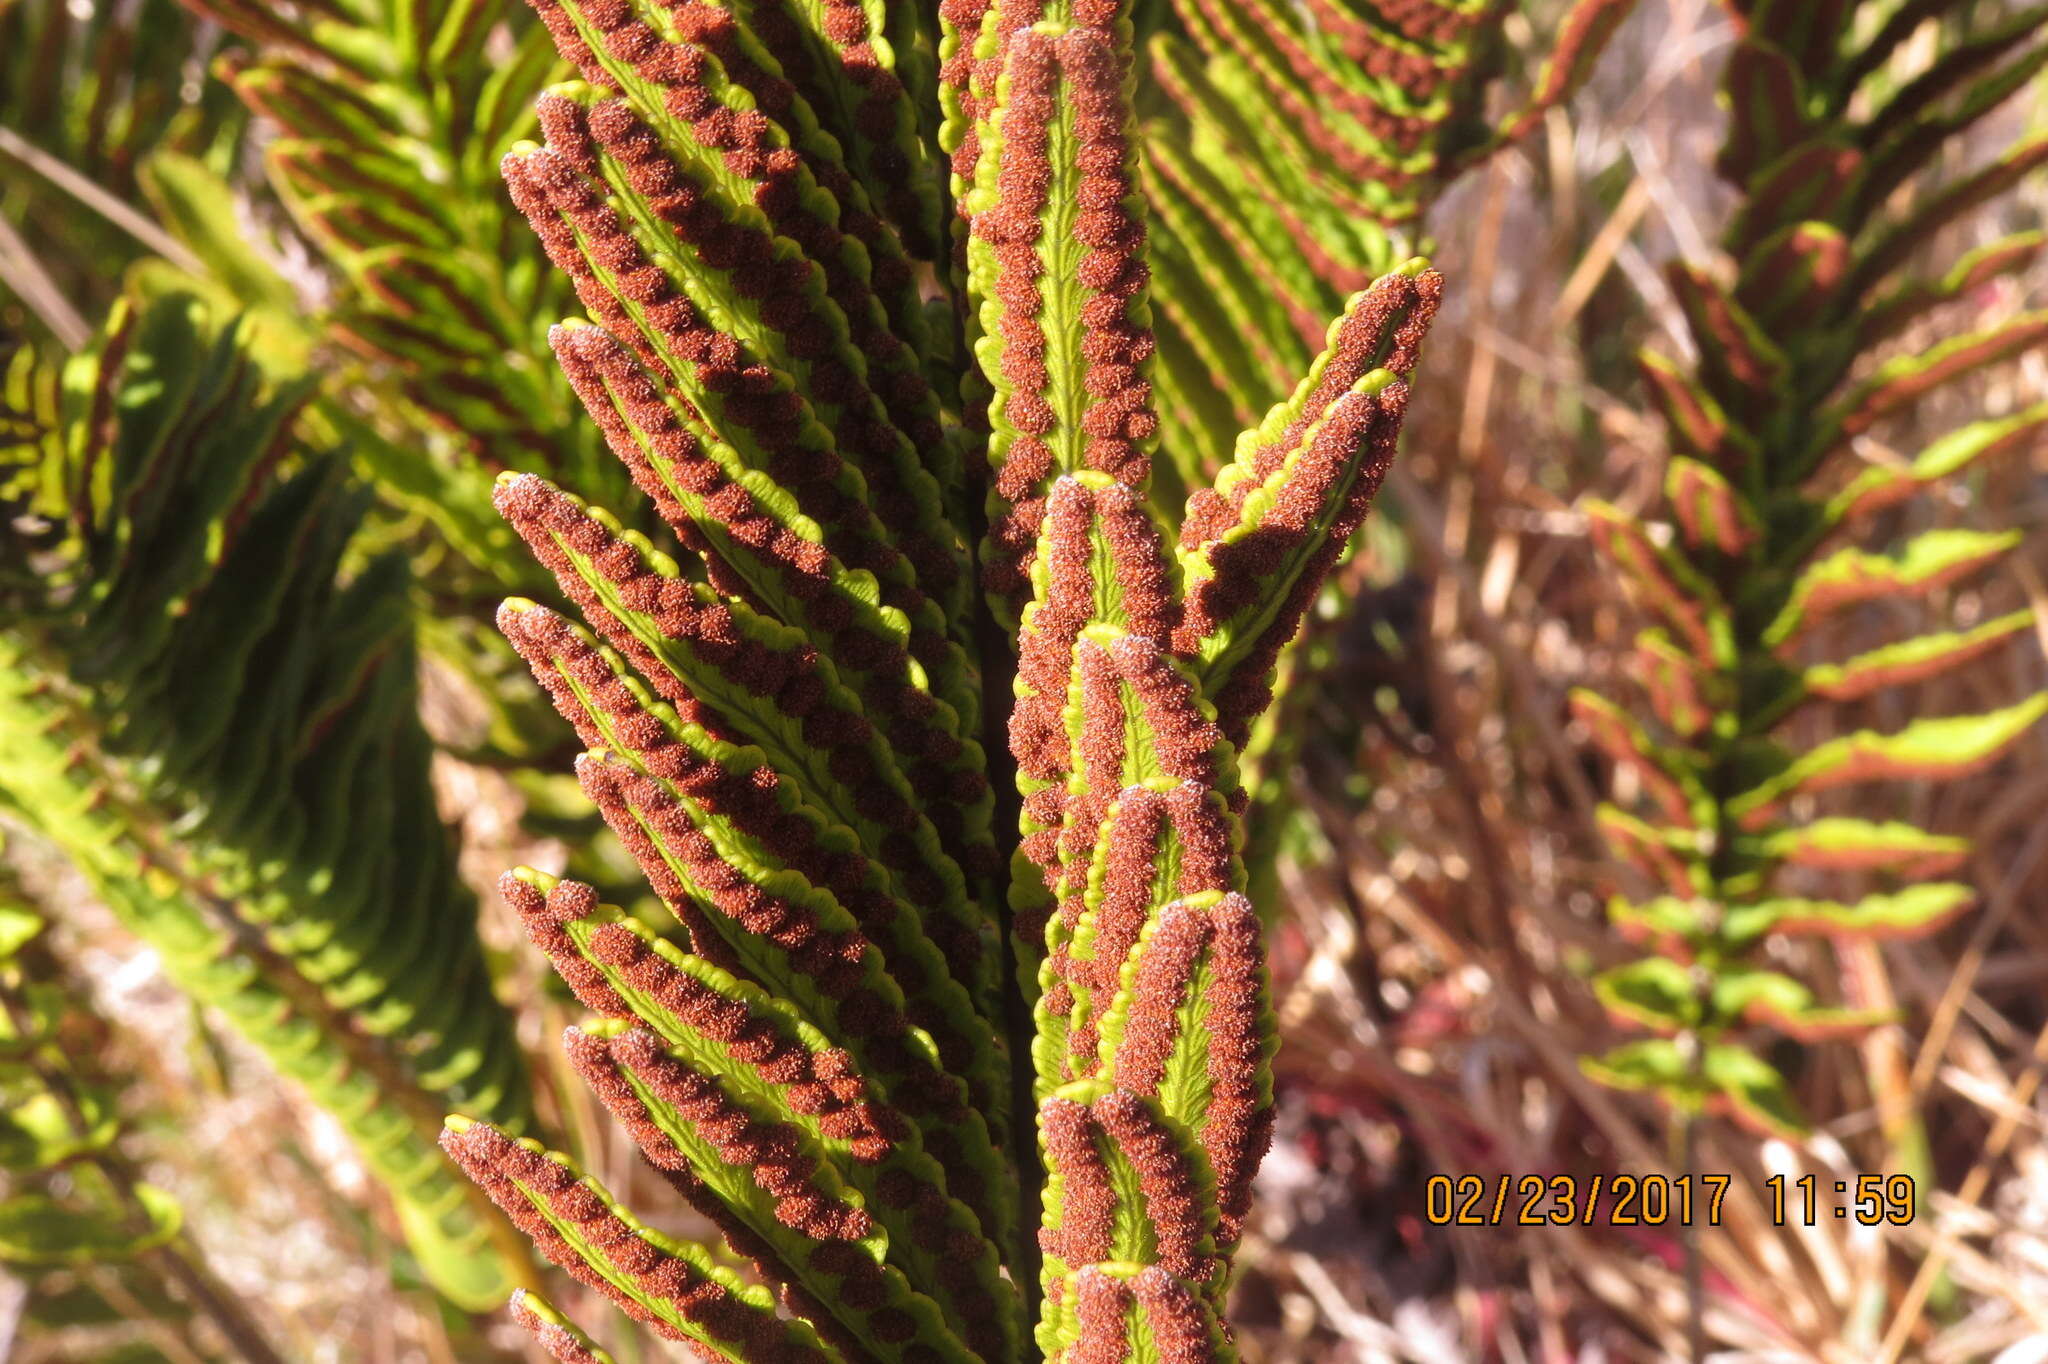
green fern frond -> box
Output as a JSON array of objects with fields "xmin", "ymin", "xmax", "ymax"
[
  {"xmin": 447, "ymin": 0, "xmax": 1443, "ymax": 1357},
  {"xmin": 182, "ymin": 0, "xmax": 624, "ymax": 567},
  {"xmin": 1577, "ymin": 0, "xmax": 2048, "ymax": 1135},
  {"xmin": 0, "ymin": 290, "xmax": 535, "ymax": 1308}
]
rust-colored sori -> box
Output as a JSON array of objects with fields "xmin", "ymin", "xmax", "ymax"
[{"xmin": 441, "ymin": 0, "xmax": 1439, "ymax": 1359}]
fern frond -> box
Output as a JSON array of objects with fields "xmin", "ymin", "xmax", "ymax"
[
  {"xmin": 1141, "ymin": 0, "xmax": 1634, "ymax": 420},
  {"xmin": 457, "ymin": 0, "xmax": 1441, "ymax": 1356},
  {"xmin": 183, "ymin": 0, "xmax": 620, "ymax": 564},
  {"xmin": 0, "ymin": 292, "xmax": 533, "ymax": 1307},
  {"xmin": 1578, "ymin": 0, "xmax": 2048, "ymax": 1134}
]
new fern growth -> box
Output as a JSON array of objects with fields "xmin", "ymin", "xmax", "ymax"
[
  {"xmin": 0, "ymin": 291, "xmax": 535, "ymax": 1308},
  {"xmin": 438, "ymin": 1, "xmax": 1442, "ymax": 1358},
  {"xmin": 1576, "ymin": 0, "xmax": 2048, "ymax": 1135}
]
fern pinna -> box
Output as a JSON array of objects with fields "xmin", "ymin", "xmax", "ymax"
[
  {"xmin": 1576, "ymin": 0, "xmax": 2048, "ymax": 1136},
  {"xmin": 435, "ymin": 0, "xmax": 1441, "ymax": 1359}
]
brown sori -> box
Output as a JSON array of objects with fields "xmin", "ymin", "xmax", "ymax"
[
  {"xmin": 441, "ymin": 1121, "xmax": 830, "ymax": 1362},
  {"xmin": 492, "ymin": 491, "xmax": 993, "ymax": 1000},
  {"xmin": 509, "ymin": 1291, "xmax": 610, "ymax": 1364},
  {"xmin": 503, "ymin": 873, "xmax": 906, "ymax": 1157},
  {"xmin": 973, "ymin": 20, "xmax": 1158, "ymax": 602}
]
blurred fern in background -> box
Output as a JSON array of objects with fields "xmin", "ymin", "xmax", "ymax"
[
  {"xmin": 0, "ymin": 290, "xmax": 534, "ymax": 1311},
  {"xmin": 1577, "ymin": 0, "xmax": 2048, "ymax": 1135}
]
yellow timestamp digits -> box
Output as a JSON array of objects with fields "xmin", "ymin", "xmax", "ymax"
[
  {"xmin": 1422, "ymin": 1174, "xmax": 1733, "ymax": 1227},
  {"xmin": 1767, "ymin": 1173, "xmax": 1916, "ymax": 1226}
]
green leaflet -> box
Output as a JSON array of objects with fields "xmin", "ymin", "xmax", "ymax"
[
  {"xmin": 1800, "ymin": 610, "xmax": 2034, "ymax": 702},
  {"xmin": 1732, "ymin": 220, "xmax": 1850, "ymax": 331},
  {"xmin": 1141, "ymin": 125, "xmax": 1321, "ymax": 376},
  {"xmin": 1594, "ymin": 805, "xmax": 1709, "ymax": 897},
  {"xmin": 1727, "ymin": 696, "xmax": 2048, "ymax": 828},
  {"xmin": 1709, "ymin": 967, "xmax": 1894, "ymax": 1039},
  {"xmin": 1581, "ymin": 1040, "xmax": 1801, "ymax": 1138},
  {"xmin": 1141, "ymin": 146, "xmax": 1307, "ymax": 421},
  {"xmin": 1813, "ymin": 310, "xmax": 2048, "ymax": 458},
  {"xmin": 1722, "ymin": 885, "xmax": 1977, "ymax": 946},
  {"xmin": 1592, "ymin": 958, "xmax": 1704, "ymax": 1034},
  {"xmin": 1853, "ymin": 13, "xmax": 2048, "ymax": 213},
  {"xmin": 1747, "ymin": 818, "xmax": 1969, "ymax": 878},
  {"xmin": 1701, "ymin": 1046, "xmax": 1803, "ymax": 1139},
  {"xmin": 1716, "ymin": 37, "xmax": 1815, "ymax": 185},
  {"xmin": 1823, "ymin": 403, "xmax": 2048, "ymax": 527},
  {"xmin": 0, "ymin": 1084, "xmax": 117, "ymax": 1175},
  {"xmin": 1765, "ymin": 528, "xmax": 2022, "ymax": 645},
  {"xmin": 1852, "ymin": 134, "xmax": 2048, "ymax": 300},
  {"xmin": 1145, "ymin": 35, "xmax": 1392, "ymax": 285},
  {"xmin": 1638, "ymin": 349, "xmax": 1758, "ymax": 472},
  {"xmin": 1722, "ymin": 138, "xmax": 1865, "ymax": 254},
  {"xmin": 1148, "ymin": 0, "xmax": 1639, "ymax": 287},
  {"xmin": 1492, "ymin": 0, "xmax": 1645, "ymax": 149},
  {"xmin": 1580, "ymin": 499, "xmax": 1734, "ymax": 668},
  {"xmin": 1663, "ymin": 457, "xmax": 1760, "ymax": 556},
  {"xmin": 138, "ymin": 151, "xmax": 304, "ymax": 324},
  {"xmin": 1569, "ymin": 690, "xmax": 1710, "ymax": 828},
  {"xmin": 1633, "ymin": 629, "xmax": 1718, "ymax": 740},
  {"xmin": 1858, "ymin": 229, "xmax": 2047, "ymax": 349},
  {"xmin": 1595, "ymin": 958, "xmax": 1892, "ymax": 1039},
  {"xmin": 1669, "ymin": 263, "xmax": 1789, "ymax": 407},
  {"xmin": 0, "ymin": 907, "xmax": 39, "ymax": 962}
]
